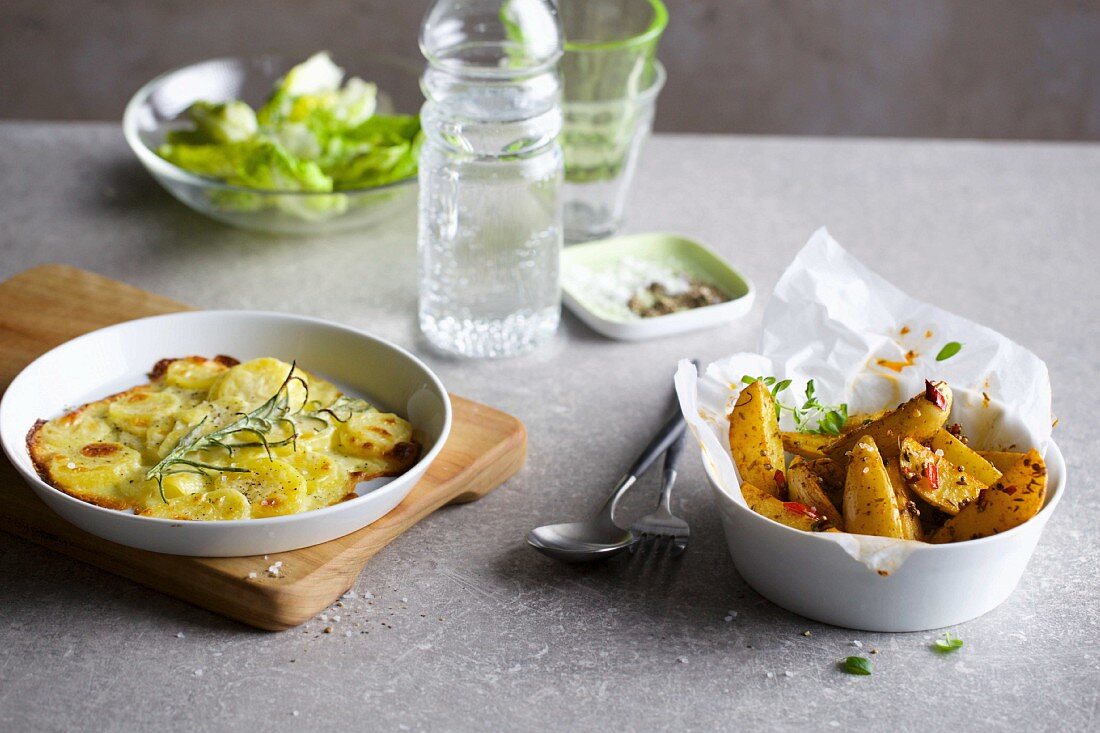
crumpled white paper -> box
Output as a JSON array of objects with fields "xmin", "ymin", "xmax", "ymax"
[{"xmin": 675, "ymin": 227, "xmax": 1053, "ymax": 571}]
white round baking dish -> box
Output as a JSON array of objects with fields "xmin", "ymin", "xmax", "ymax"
[
  {"xmin": 0, "ymin": 311, "xmax": 451, "ymax": 557},
  {"xmin": 703, "ymin": 394, "xmax": 1066, "ymax": 632}
]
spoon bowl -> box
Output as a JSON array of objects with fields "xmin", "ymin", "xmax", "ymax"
[{"xmin": 526, "ymin": 521, "xmax": 634, "ymax": 563}]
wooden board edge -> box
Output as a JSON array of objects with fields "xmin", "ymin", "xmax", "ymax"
[{"xmin": 447, "ymin": 415, "xmax": 526, "ymax": 504}]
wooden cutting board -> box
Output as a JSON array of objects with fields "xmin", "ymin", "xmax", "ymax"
[{"xmin": 0, "ymin": 265, "xmax": 525, "ymax": 631}]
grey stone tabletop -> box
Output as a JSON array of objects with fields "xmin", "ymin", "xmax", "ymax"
[{"xmin": 0, "ymin": 123, "xmax": 1097, "ymax": 732}]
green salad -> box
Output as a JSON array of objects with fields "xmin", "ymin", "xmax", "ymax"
[{"xmin": 157, "ymin": 53, "xmax": 421, "ymax": 219}]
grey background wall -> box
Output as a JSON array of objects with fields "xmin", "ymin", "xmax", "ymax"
[{"xmin": 2, "ymin": 0, "xmax": 1098, "ymax": 140}]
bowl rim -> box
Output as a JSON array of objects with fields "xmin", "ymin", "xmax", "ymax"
[
  {"xmin": 563, "ymin": 0, "xmax": 669, "ymax": 52},
  {"xmin": 0, "ymin": 310, "xmax": 452, "ymax": 529},
  {"xmin": 702, "ymin": 437, "xmax": 1066, "ymax": 551},
  {"xmin": 122, "ymin": 54, "xmax": 420, "ymax": 197}
]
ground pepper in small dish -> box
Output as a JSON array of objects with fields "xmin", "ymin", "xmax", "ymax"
[{"xmin": 627, "ymin": 278, "xmax": 729, "ymax": 318}]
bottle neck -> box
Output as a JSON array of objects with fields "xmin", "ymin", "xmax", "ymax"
[{"xmin": 420, "ymin": 62, "xmax": 562, "ymax": 158}]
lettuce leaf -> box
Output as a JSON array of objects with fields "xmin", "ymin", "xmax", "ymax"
[
  {"xmin": 186, "ymin": 101, "xmax": 258, "ymax": 143},
  {"xmin": 158, "ymin": 139, "xmax": 333, "ymax": 192},
  {"xmin": 155, "ymin": 52, "xmax": 419, "ymax": 220},
  {"xmin": 325, "ymin": 114, "xmax": 423, "ymax": 188}
]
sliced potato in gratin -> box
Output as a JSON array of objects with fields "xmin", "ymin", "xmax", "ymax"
[{"xmin": 28, "ymin": 356, "xmax": 420, "ymax": 520}]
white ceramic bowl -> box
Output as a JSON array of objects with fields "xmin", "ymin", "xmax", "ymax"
[
  {"xmin": 705, "ymin": 396, "xmax": 1066, "ymax": 632},
  {"xmin": 0, "ymin": 311, "xmax": 451, "ymax": 557}
]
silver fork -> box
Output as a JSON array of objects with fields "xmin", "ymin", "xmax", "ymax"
[{"xmin": 630, "ymin": 428, "xmax": 690, "ymax": 556}]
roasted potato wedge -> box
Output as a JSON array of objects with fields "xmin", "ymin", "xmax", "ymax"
[
  {"xmin": 843, "ymin": 409, "xmax": 890, "ymax": 432},
  {"xmin": 825, "ymin": 381, "xmax": 953, "ymax": 463},
  {"xmin": 741, "ymin": 482, "xmax": 831, "ymax": 532},
  {"xmin": 843, "ymin": 437, "xmax": 906, "ymax": 538},
  {"xmin": 787, "ymin": 461, "xmax": 844, "ymax": 530},
  {"xmin": 930, "ymin": 450, "xmax": 1047, "ymax": 543},
  {"xmin": 930, "ymin": 429, "xmax": 1002, "ymax": 486},
  {"xmin": 898, "ymin": 437, "xmax": 986, "ymax": 515},
  {"xmin": 978, "ymin": 450, "xmax": 1028, "ymax": 475},
  {"xmin": 805, "ymin": 458, "xmax": 845, "ymax": 505},
  {"xmin": 728, "ymin": 380, "xmax": 786, "ymax": 497},
  {"xmin": 781, "ymin": 431, "xmax": 831, "ymax": 460},
  {"xmin": 885, "ymin": 459, "xmax": 924, "ymax": 541}
]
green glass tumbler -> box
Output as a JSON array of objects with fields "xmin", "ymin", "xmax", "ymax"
[{"xmin": 559, "ymin": 0, "xmax": 668, "ymax": 243}]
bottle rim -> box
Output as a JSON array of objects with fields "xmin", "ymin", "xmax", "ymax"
[{"xmin": 419, "ymin": 0, "xmax": 564, "ymax": 80}]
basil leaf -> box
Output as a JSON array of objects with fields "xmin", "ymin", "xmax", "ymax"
[
  {"xmin": 843, "ymin": 656, "xmax": 873, "ymax": 675},
  {"xmin": 936, "ymin": 342, "xmax": 963, "ymax": 361}
]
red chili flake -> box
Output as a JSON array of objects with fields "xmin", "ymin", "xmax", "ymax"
[
  {"xmin": 1002, "ymin": 486, "xmax": 1018, "ymax": 495},
  {"xmin": 783, "ymin": 501, "xmax": 821, "ymax": 519},
  {"xmin": 774, "ymin": 470, "xmax": 787, "ymax": 492},
  {"xmin": 923, "ymin": 461, "xmax": 940, "ymax": 491},
  {"xmin": 925, "ymin": 380, "xmax": 947, "ymax": 410}
]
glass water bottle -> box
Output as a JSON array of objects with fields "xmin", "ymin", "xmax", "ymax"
[{"xmin": 417, "ymin": 0, "xmax": 564, "ymax": 358}]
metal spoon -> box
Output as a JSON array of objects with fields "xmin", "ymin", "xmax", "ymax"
[{"xmin": 527, "ymin": 403, "xmax": 688, "ymax": 563}]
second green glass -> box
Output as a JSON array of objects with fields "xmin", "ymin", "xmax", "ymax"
[{"xmin": 559, "ymin": 0, "xmax": 668, "ymax": 242}]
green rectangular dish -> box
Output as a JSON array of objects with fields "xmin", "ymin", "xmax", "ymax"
[{"xmin": 561, "ymin": 232, "xmax": 755, "ymax": 341}]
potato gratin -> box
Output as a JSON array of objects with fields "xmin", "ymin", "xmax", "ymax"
[{"xmin": 27, "ymin": 357, "xmax": 420, "ymax": 520}]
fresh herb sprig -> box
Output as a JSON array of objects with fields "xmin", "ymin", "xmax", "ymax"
[
  {"xmin": 145, "ymin": 363, "xmax": 310, "ymax": 502},
  {"xmin": 741, "ymin": 376, "xmax": 849, "ymax": 436},
  {"xmin": 932, "ymin": 631, "xmax": 964, "ymax": 653},
  {"xmin": 300, "ymin": 395, "xmax": 372, "ymax": 429}
]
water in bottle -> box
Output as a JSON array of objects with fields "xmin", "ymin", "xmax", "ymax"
[{"xmin": 418, "ymin": 0, "xmax": 564, "ymax": 358}]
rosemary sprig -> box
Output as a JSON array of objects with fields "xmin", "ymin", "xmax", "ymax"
[
  {"xmin": 298, "ymin": 395, "xmax": 372, "ymax": 429},
  {"xmin": 741, "ymin": 376, "xmax": 849, "ymax": 436},
  {"xmin": 146, "ymin": 363, "xmax": 309, "ymax": 502}
]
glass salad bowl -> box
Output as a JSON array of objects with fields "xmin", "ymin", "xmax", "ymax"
[{"xmin": 123, "ymin": 55, "xmax": 422, "ymax": 235}]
